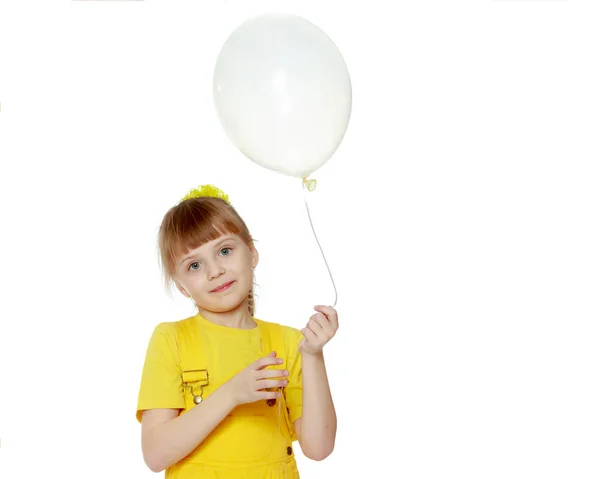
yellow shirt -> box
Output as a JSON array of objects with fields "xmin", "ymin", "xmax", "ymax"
[{"xmin": 136, "ymin": 313, "xmax": 304, "ymax": 478}]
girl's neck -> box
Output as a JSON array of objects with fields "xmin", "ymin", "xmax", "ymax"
[{"xmin": 196, "ymin": 303, "xmax": 256, "ymax": 330}]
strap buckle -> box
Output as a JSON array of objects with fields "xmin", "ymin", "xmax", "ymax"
[{"xmin": 182, "ymin": 369, "xmax": 210, "ymax": 404}]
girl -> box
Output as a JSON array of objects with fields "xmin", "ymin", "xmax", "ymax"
[{"xmin": 136, "ymin": 184, "xmax": 338, "ymax": 478}]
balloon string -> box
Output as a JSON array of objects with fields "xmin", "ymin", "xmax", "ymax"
[{"xmin": 302, "ymin": 180, "xmax": 338, "ymax": 308}]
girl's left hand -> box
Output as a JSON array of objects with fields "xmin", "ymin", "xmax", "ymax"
[{"xmin": 299, "ymin": 305, "xmax": 339, "ymax": 356}]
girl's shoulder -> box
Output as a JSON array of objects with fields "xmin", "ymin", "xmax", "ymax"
[
  {"xmin": 146, "ymin": 314, "xmax": 198, "ymax": 347},
  {"xmin": 280, "ymin": 323, "xmax": 303, "ymax": 341},
  {"xmin": 150, "ymin": 314, "xmax": 196, "ymax": 333}
]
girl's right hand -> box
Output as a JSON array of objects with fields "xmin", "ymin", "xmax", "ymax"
[{"xmin": 225, "ymin": 351, "xmax": 289, "ymax": 407}]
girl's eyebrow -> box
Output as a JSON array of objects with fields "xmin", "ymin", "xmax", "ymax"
[
  {"xmin": 178, "ymin": 236, "xmax": 237, "ymax": 266},
  {"xmin": 212, "ymin": 235, "xmax": 237, "ymax": 248}
]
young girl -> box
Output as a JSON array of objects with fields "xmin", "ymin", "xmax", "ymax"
[{"xmin": 136, "ymin": 184, "xmax": 338, "ymax": 478}]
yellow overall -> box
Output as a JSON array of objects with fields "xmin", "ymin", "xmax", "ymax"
[{"xmin": 136, "ymin": 313, "xmax": 304, "ymax": 478}]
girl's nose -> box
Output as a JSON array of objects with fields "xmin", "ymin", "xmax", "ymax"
[{"xmin": 207, "ymin": 263, "xmax": 225, "ymax": 280}]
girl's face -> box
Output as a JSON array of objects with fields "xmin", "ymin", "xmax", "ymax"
[{"xmin": 173, "ymin": 233, "xmax": 258, "ymax": 313}]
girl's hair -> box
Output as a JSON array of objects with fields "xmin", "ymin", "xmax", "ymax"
[{"xmin": 158, "ymin": 196, "xmax": 257, "ymax": 316}]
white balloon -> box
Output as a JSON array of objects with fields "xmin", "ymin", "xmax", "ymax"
[{"xmin": 213, "ymin": 14, "xmax": 352, "ymax": 178}]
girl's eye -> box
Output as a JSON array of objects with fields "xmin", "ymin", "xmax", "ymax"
[
  {"xmin": 220, "ymin": 247, "xmax": 232, "ymax": 256},
  {"xmin": 189, "ymin": 262, "xmax": 200, "ymax": 271}
]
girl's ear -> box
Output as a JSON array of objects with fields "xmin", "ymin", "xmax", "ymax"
[{"xmin": 251, "ymin": 244, "xmax": 259, "ymax": 270}]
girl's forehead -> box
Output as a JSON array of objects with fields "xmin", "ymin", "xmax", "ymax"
[{"xmin": 178, "ymin": 233, "xmax": 241, "ymax": 258}]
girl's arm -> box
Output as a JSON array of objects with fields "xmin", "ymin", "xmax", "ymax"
[
  {"xmin": 296, "ymin": 350, "xmax": 337, "ymax": 460},
  {"xmin": 141, "ymin": 384, "xmax": 236, "ymax": 472},
  {"xmin": 141, "ymin": 353, "xmax": 286, "ymax": 472},
  {"xmin": 294, "ymin": 305, "xmax": 339, "ymax": 461}
]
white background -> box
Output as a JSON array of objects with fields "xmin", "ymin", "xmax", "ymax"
[{"xmin": 1, "ymin": 0, "xmax": 599, "ymax": 478}]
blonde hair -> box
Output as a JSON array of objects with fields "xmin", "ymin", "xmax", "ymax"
[{"xmin": 157, "ymin": 196, "xmax": 257, "ymax": 315}]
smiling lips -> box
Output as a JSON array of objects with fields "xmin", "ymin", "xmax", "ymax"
[{"xmin": 211, "ymin": 281, "xmax": 234, "ymax": 293}]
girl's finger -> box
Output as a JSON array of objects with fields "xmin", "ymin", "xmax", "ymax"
[
  {"xmin": 255, "ymin": 354, "xmax": 283, "ymax": 370},
  {"xmin": 311, "ymin": 314, "xmax": 330, "ymax": 331},
  {"xmin": 302, "ymin": 327, "xmax": 318, "ymax": 342},
  {"xmin": 306, "ymin": 321, "xmax": 321, "ymax": 337},
  {"xmin": 256, "ymin": 369, "xmax": 289, "ymax": 379},
  {"xmin": 315, "ymin": 305, "xmax": 339, "ymax": 330},
  {"xmin": 257, "ymin": 379, "xmax": 289, "ymax": 390},
  {"xmin": 314, "ymin": 305, "xmax": 334, "ymax": 316},
  {"xmin": 309, "ymin": 318, "xmax": 324, "ymax": 332},
  {"xmin": 261, "ymin": 390, "xmax": 282, "ymax": 400}
]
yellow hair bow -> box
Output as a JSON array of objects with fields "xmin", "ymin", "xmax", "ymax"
[{"xmin": 180, "ymin": 184, "xmax": 230, "ymax": 204}]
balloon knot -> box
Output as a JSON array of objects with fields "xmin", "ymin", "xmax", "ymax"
[{"xmin": 302, "ymin": 177, "xmax": 317, "ymax": 192}]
